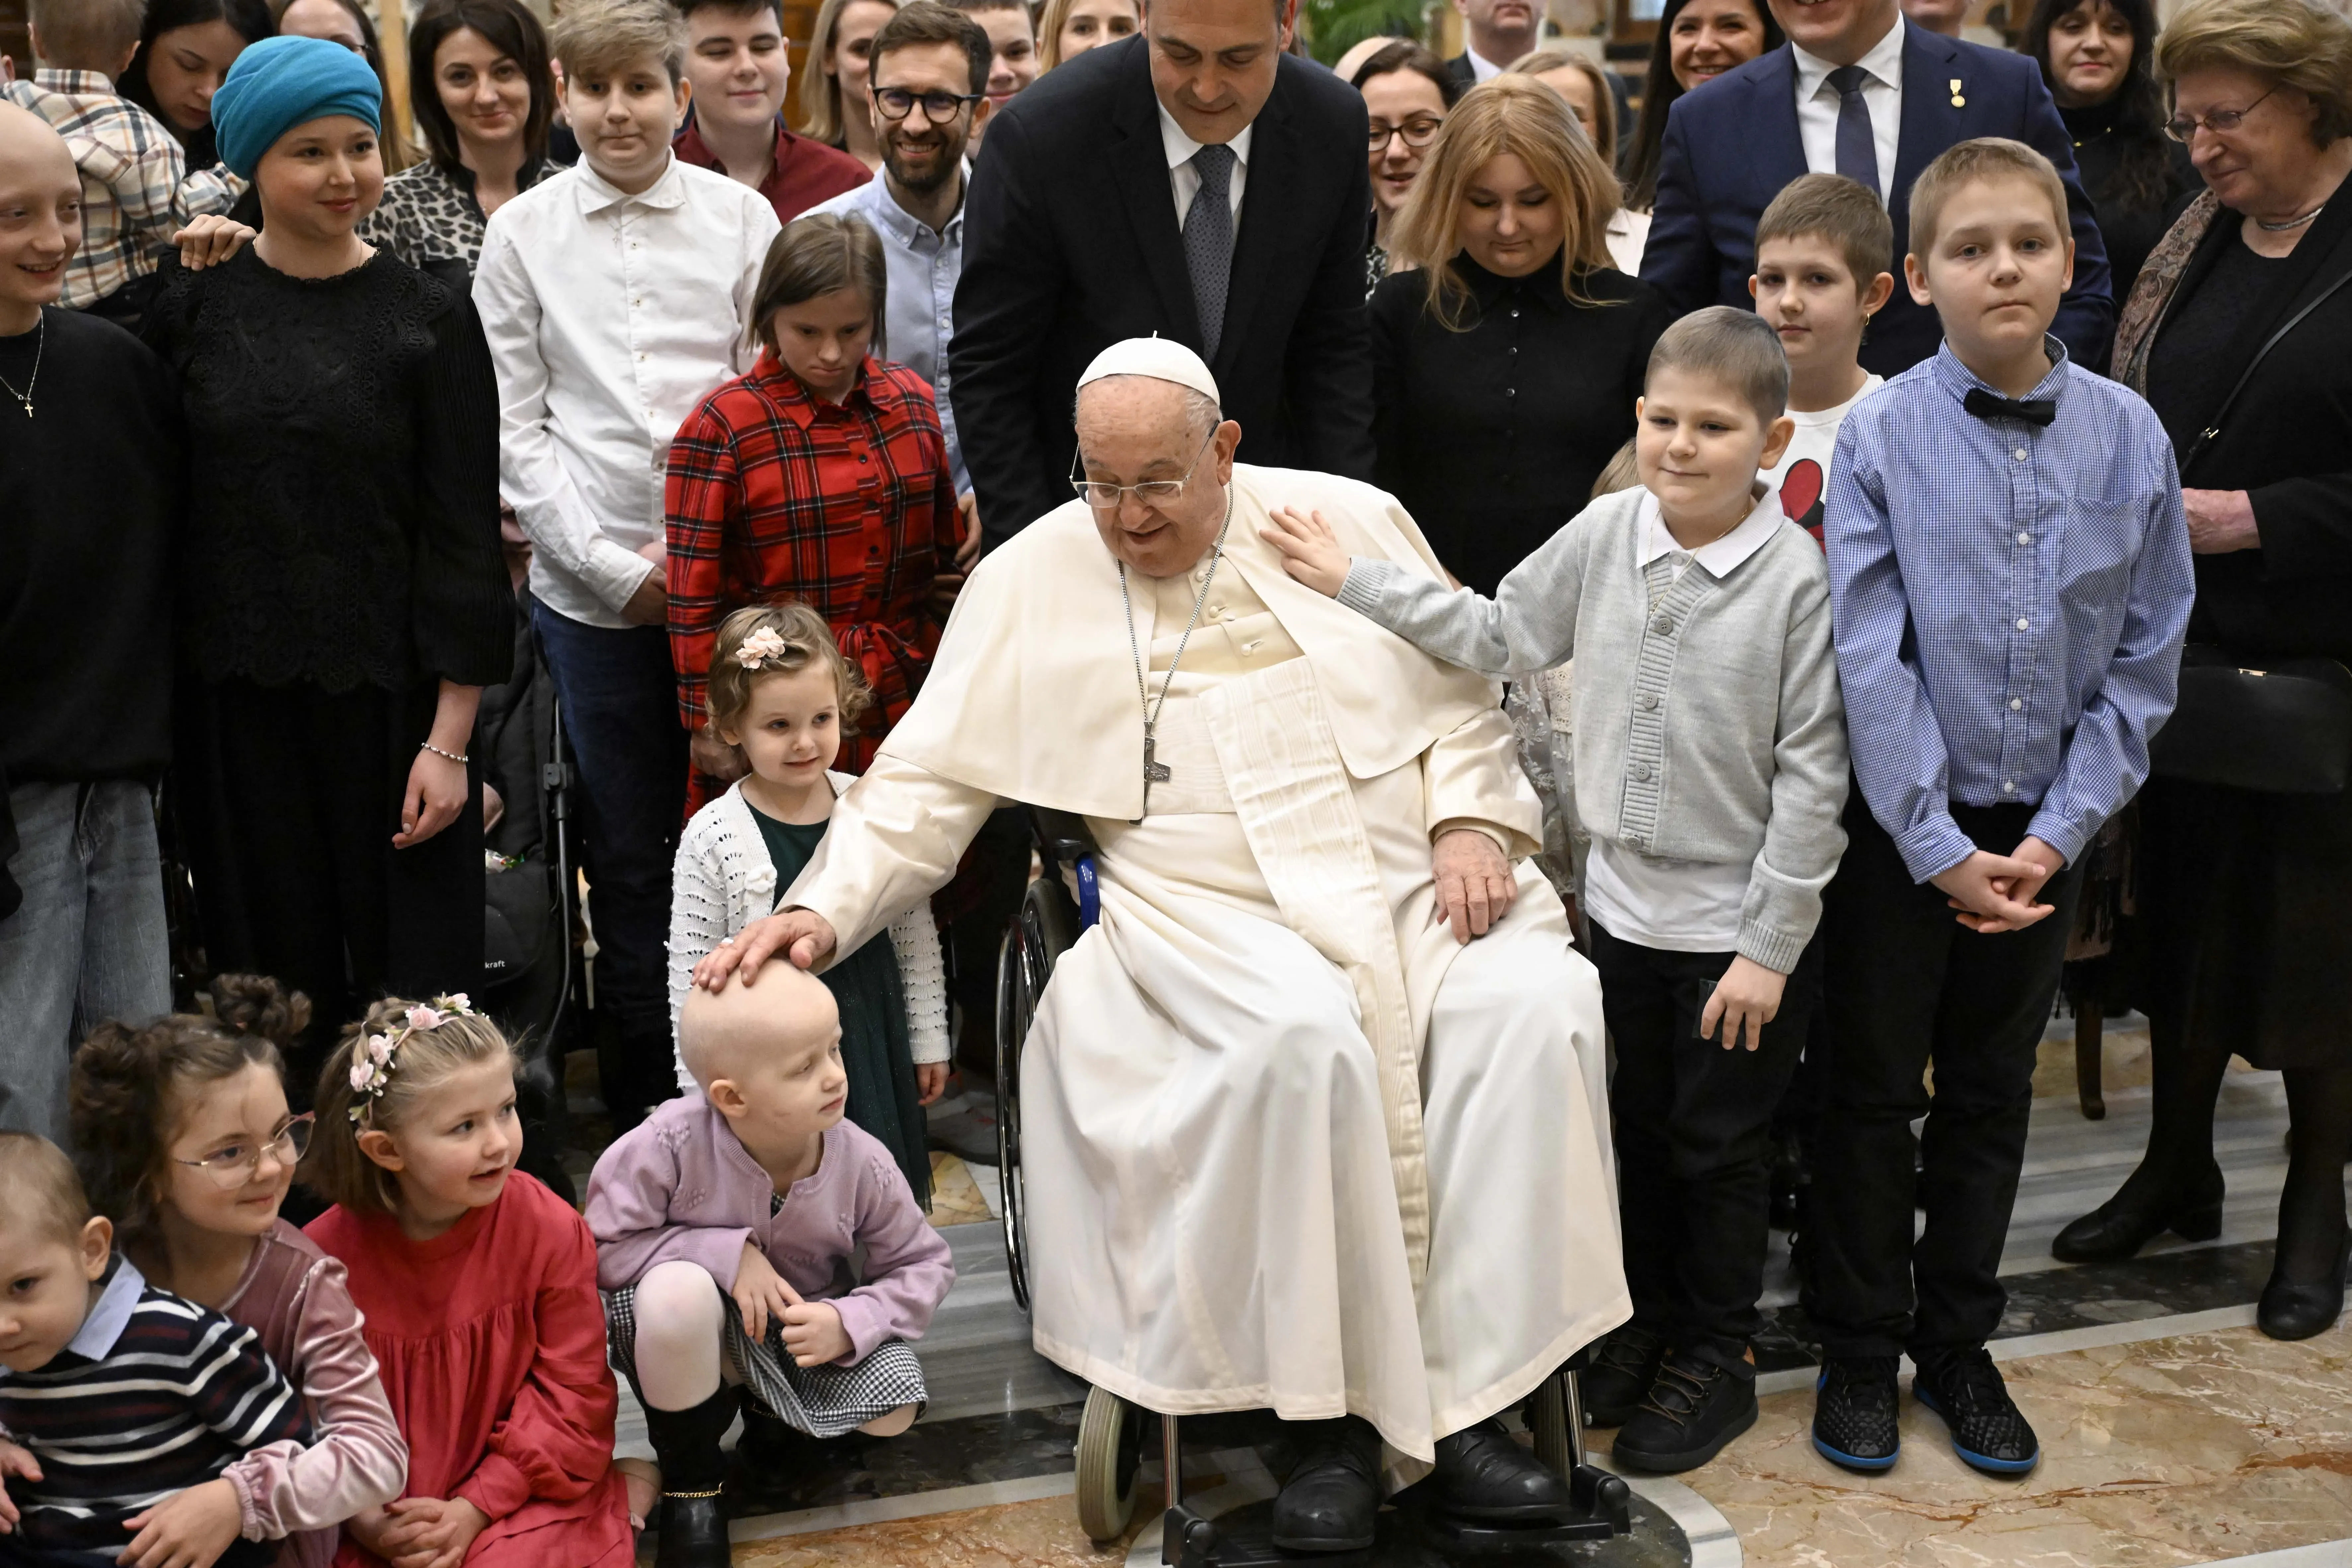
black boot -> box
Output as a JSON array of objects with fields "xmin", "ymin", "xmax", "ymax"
[
  {"xmin": 1428, "ymin": 1418, "xmax": 1576, "ymax": 1523},
  {"xmin": 2051, "ymin": 1158, "xmax": 2224, "ymax": 1263},
  {"xmin": 1271, "ymin": 1416, "xmax": 1382, "ymax": 1552},
  {"xmin": 2260, "ymin": 1067, "xmax": 2352, "ymax": 1341},
  {"xmin": 643, "ymin": 1388, "xmax": 738, "ymax": 1568},
  {"xmin": 2258, "ymin": 1225, "xmax": 2351, "ymax": 1341}
]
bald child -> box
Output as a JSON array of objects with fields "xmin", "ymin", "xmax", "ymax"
[{"xmin": 582, "ymin": 968, "xmax": 952, "ymax": 1565}]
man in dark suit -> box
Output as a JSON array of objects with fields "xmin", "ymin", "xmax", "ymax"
[
  {"xmin": 1640, "ymin": 0, "xmax": 2113, "ymax": 374},
  {"xmin": 950, "ymin": 0, "xmax": 1374, "ymax": 547},
  {"xmin": 1443, "ymin": 0, "xmax": 1538, "ymax": 83}
]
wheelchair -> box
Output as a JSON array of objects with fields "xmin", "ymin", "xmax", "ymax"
[{"xmin": 992, "ymin": 810, "xmax": 1632, "ymax": 1562}]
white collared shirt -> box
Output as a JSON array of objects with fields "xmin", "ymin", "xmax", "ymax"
[
  {"xmin": 809, "ymin": 165, "xmax": 971, "ymax": 495},
  {"xmin": 1463, "ymin": 47, "xmax": 1507, "ymax": 82},
  {"xmin": 66, "ymin": 1258, "xmax": 146, "ymax": 1360},
  {"xmin": 1790, "ymin": 16, "xmax": 1906, "ymax": 204},
  {"xmin": 1158, "ymin": 98, "xmax": 1253, "ymax": 231},
  {"xmin": 474, "ymin": 152, "xmax": 783, "ymax": 628},
  {"xmin": 1581, "ymin": 488, "xmax": 1790, "ymax": 954}
]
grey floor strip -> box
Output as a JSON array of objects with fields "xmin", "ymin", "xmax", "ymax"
[{"xmin": 2198, "ymin": 1544, "xmax": 2352, "ymax": 1567}]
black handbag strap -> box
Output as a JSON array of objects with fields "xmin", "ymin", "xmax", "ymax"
[{"xmin": 2181, "ymin": 255, "xmax": 2352, "ymax": 479}]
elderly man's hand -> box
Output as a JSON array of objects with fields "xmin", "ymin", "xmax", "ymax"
[
  {"xmin": 1260, "ymin": 507, "xmax": 1352, "ymax": 598},
  {"xmin": 2183, "ymin": 488, "xmax": 2259, "ymax": 554},
  {"xmin": 693, "ymin": 909, "xmax": 838, "ymax": 990},
  {"xmin": 1432, "ymin": 828, "xmax": 1516, "ymax": 943}
]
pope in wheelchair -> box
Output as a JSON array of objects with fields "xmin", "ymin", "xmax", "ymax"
[{"xmin": 694, "ymin": 338, "xmax": 1628, "ymax": 1553}]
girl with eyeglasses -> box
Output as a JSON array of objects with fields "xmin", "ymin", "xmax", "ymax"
[
  {"xmin": 1350, "ymin": 40, "xmax": 1463, "ymax": 298},
  {"xmin": 67, "ymin": 975, "xmax": 408, "ymax": 1568}
]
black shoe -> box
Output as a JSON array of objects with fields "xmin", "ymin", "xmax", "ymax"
[
  {"xmin": 654, "ymin": 1492, "xmax": 729, "ymax": 1568},
  {"xmin": 1271, "ymin": 1417, "xmax": 1381, "ymax": 1552},
  {"xmin": 2257, "ymin": 1226, "xmax": 2350, "ymax": 1341},
  {"xmin": 1911, "ymin": 1348, "xmax": 2039, "ymax": 1476},
  {"xmin": 1610, "ymin": 1349, "xmax": 1758, "ymax": 1474},
  {"xmin": 1428, "ymin": 1418, "xmax": 1576, "ymax": 1523},
  {"xmin": 1581, "ymin": 1324, "xmax": 1665, "ymax": 1428},
  {"xmin": 2051, "ymin": 1162, "xmax": 2225, "ymax": 1264},
  {"xmin": 1811, "ymin": 1355, "xmax": 1900, "ymax": 1471}
]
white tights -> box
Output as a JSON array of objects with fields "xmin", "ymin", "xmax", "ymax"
[{"xmin": 628, "ymin": 1259, "xmax": 922, "ymax": 1430}]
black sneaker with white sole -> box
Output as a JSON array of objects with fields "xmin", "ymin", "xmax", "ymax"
[
  {"xmin": 1911, "ymin": 1347, "xmax": 2040, "ymax": 1475},
  {"xmin": 1609, "ymin": 1348, "xmax": 1758, "ymax": 1473}
]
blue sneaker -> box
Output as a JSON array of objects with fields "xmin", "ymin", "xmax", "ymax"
[
  {"xmin": 1811, "ymin": 1356, "xmax": 1901, "ymax": 1471},
  {"xmin": 1912, "ymin": 1348, "xmax": 2040, "ymax": 1476}
]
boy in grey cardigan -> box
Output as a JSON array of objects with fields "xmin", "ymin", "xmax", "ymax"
[{"xmin": 1265, "ymin": 308, "xmax": 1847, "ymax": 1476}]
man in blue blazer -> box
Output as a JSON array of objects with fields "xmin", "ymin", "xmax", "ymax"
[{"xmin": 1640, "ymin": 0, "xmax": 2113, "ymax": 373}]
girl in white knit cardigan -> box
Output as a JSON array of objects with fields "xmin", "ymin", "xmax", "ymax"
[{"xmin": 666, "ymin": 605, "xmax": 948, "ymax": 1205}]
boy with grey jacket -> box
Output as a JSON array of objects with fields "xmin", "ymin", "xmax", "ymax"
[{"xmin": 1264, "ymin": 307, "xmax": 1847, "ymax": 1476}]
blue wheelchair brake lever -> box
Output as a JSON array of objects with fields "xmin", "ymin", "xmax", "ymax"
[{"xmin": 1076, "ymin": 856, "xmax": 1100, "ymax": 929}]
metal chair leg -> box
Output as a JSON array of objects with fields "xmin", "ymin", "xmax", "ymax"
[
  {"xmin": 1562, "ymin": 1370, "xmax": 1587, "ymax": 1470},
  {"xmin": 1163, "ymin": 1413, "xmax": 1184, "ymax": 1510}
]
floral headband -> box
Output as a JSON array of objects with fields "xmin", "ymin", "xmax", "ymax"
[
  {"xmin": 734, "ymin": 627, "xmax": 797, "ymax": 671},
  {"xmin": 348, "ymin": 995, "xmax": 478, "ymax": 1123}
]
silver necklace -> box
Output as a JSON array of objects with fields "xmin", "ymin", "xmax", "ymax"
[
  {"xmin": 1116, "ymin": 485, "xmax": 1234, "ymax": 820},
  {"xmin": 2255, "ymin": 206, "xmax": 2321, "ymax": 232},
  {"xmin": 0, "ymin": 313, "xmax": 41, "ymax": 419}
]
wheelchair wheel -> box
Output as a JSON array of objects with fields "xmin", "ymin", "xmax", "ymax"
[
  {"xmin": 995, "ymin": 874, "xmax": 1083, "ymax": 1315},
  {"xmin": 1074, "ymin": 1384, "xmax": 1149, "ymax": 1544},
  {"xmin": 1528, "ymin": 1371, "xmax": 1578, "ymax": 1479}
]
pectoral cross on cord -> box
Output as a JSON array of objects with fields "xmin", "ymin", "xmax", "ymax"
[{"xmin": 1116, "ymin": 486, "xmax": 1234, "ymax": 821}]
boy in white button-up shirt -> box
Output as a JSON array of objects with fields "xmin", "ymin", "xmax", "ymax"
[{"xmin": 473, "ymin": 0, "xmax": 782, "ymax": 1129}]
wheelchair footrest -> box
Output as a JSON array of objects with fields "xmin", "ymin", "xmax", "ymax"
[{"xmin": 1160, "ymin": 1463, "xmax": 1635, "ymax": 1566}]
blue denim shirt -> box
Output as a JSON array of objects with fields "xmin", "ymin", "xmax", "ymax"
[
  {"xmin": 1825, "ymin": 337, "xmax": 2194, "ymax": 881},
  {"xmin": 809, "ymin": 170, "xmax": 968, "ymax": 497}
]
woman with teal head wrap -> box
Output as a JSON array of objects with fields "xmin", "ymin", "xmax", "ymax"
[{"xmin": 140, "ymin": 35, "xmax": 515, "ymax": 1078}]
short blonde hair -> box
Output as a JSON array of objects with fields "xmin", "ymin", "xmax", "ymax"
[
  {"xmin": 1504, "ymin": 47, "xmax": 1618, "ymax": 169},
  {"xmin": 1757, "ymin": 172, "xmax": 1894, "ymax": 290},
  {"xmin": 30, "ymin": 0, "xmax": 146, "ymax": 69},
  {"xmin": 1905, "ymin": 137, "xmax": 2069, "ymax": 259},
  {"xmin": 2155, "ymin": 0, "xmax": 2352, "ymax": 144},
  {"xmin": 797, "ymin": 0, "xmax": 901, "ymax": 143},
  {"xmin": 0, "ymin": 1132, "xmax": 92, "ymax": 1249},
  {"xmin": 1648, "ymin": 305, "xmax": 1789, "ymax": 424},
  {"xmin": 1392, "ymin": 75, "xmax": 1622, "ymax": 326},
  {"xmin": 706, "ymin": 602, "xmax": 875, "ymax": 738},
  {"xmin": 550, "ymin": 0, "xmax": 687, "ymax": 86},
  {"xmin": 304, "ymin": 998, "xmax": 516, "ymax": 1216}
]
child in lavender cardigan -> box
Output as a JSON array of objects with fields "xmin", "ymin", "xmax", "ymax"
[{"xmin": 585, "ymin": 964, "xmax": 953, "ymax": 1567}]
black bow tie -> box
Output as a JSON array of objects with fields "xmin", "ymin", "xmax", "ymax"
[{"xmin": 1963, "ymin": 387, "xmax": 2058, "ymax": 427}]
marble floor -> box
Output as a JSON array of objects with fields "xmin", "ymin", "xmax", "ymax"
[{"xmin": 598, "ymin": 1017, "xmax": 2352, "ymax": 1567}]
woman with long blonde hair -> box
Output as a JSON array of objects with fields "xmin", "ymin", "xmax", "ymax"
[
  {"xmin": 1373, "ymin": 76, "xmax": 1670, "ymax": 593},
  {"xmin": 796, "ymin": 0, "xmax": 901, "ymax": 170},
  {"xmin": 1504, "ymin": 46, "xmax": 1649, "ymax": 271}
]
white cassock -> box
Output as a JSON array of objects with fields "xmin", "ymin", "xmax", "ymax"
[{"xmin": 785, "ymin": 465, "xmax": 1628, "ymax": 1469}]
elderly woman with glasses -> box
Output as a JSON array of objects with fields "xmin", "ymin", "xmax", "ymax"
[
  {"xmin": 2056, "ymin": 0, "xmax": 2352, "ymax": 1344},
  {"xmin": 1350, "ymin": 40, "xmax": 1463, "ymax": 297}
]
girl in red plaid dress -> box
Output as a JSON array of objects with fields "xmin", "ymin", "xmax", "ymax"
[{"xmin": 664, "ymin": 214, "xmax": 964, "ymax": 816}]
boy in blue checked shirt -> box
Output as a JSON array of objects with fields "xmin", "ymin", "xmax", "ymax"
[{"xmin": 1808, "ymin": 139, "xmax": 2192, "ymax": 1479}]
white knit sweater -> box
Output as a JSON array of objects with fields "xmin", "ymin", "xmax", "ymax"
[{"xmin": 666, "ymin": 774, "xmax": 949, "ymax": 1093}]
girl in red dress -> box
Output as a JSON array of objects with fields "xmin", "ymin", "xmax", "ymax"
[{"xmin": 303, "ymin": 996, "xmax": 633, "ymax": 1568}]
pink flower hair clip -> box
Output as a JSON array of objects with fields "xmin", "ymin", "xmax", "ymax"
[
  {"xmin": 735, "ymin": 627, "xmax": 792, "ymax": 671},
  {"xmin": 347, "ymin": 993, "xmax": 479, "ymax": 1123}
]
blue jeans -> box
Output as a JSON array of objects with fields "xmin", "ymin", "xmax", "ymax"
[
  {"xmin": 0, "ymin": 781, "xmax": 173, "ymax": 1141},
  {"xmin": 529, "ymin": 602, "xmax": 686, "ymax": 1114}
]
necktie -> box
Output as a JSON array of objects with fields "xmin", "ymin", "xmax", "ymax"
[
  {"xmin": 1963, "ymin": 387, "xmax": 2058, "ymax": 426},
  {"xmin": 1827, "ymin": 64, "xmax": 1879, "ymax": 201},
  {"xmin": 1183, "ymin": 143, "xmax": 1237, "ymax": 361}
]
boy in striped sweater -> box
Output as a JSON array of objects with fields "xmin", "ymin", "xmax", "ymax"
[{"xmin": 0, "ymin": 1133, "xmax": 312, "ymax": 1568}]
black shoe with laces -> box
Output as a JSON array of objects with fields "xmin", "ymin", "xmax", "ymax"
[
  {"xmin": 1811, "ymin": 1355, "xmax": 1901, "ymax": 1471},
  {"xmin": 1582, "ymin": 1324, "xmax": 1666, "ymax": 1428},
  {"xmin": 1610, "ymin": 1348, "xmax": 1758, "ymax": 1473},
  {"xmin": 1911, "ymin": 1347, "xmax": 2039, "ymax": 1475}
]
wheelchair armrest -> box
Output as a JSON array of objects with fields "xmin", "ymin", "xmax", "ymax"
[{"xmin": 1027, "ymin": 806, "xmax": 1100, "ymax": 878}]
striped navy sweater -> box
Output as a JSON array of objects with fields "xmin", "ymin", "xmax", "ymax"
[{"xmin": 0, "ymin": 1259, "xmax": 311, "ymax": 1567}]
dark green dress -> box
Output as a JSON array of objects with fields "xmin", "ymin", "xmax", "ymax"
[{"xmin": 747, "ymin": 808, "xmax": 932, "ymax": 1208}]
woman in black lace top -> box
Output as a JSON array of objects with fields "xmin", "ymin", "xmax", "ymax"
[{"xmin": 144, "ymin": 37, "xmax": 512, "ymax": 1061}]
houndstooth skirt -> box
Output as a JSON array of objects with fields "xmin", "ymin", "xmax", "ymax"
[{"xmin": 605, "ymin": 1283, "xmax": 929, "ymax": 1440}]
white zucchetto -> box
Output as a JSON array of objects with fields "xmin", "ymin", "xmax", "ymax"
[{"xmin": 1076, "ymin": 335, "xmax": 1222, "ymax": 406}]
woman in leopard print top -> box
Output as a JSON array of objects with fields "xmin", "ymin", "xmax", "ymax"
[{"xmin": 362, "ymin": 0, "xmax": 565, "ymax": 278}]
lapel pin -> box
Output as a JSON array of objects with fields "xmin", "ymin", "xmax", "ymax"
[{"xmin": 1950, "ymin": 76, "xmax": 1966, "ymax": 107}]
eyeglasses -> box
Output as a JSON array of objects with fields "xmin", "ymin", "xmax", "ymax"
[
  {"xmin": 2163, "ymin": 84, "xmax": 2277, "ymax": 142},
  {"xmin": 174, "ymin": 1114, "xmax": 314, "ymax": 1189},
  {"xmin": 1070, "ymin": 426, "xmax": 1218, "ymax": 509},
  {"xmin": 1367, "ymin": 116, "xmax": 1445, "ymax": 152},
  {"xmin": 872, "ymin": 86, "xmax": 986, "ymax": 122}
]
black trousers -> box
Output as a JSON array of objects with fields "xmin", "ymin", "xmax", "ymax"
[
  {"xmin": 1592, "ymin": 920, "xmax": 1820, "ymax": 1358},
  {"xmin": 1803, "ymin": 793, "xmax": 2085, "ymax": 1360}
]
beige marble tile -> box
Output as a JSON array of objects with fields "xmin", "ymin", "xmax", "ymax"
[
  {"xmin": 732, "ymin": 1496, "xmax": 1128, "ymax": 1566},
  {"xmin": 927, "ymin": 1153, "xmax": 994, "ymax": 1228},
  {"xmin": 1689, "ymin": 1320, "xmax": 2352, "ymax": 1568}
]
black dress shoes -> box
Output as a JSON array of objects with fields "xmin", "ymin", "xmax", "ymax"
[
  {"xmin": 1428, "ymin": 1418, "xmax": 1576, "ymax": 1522},
  {"xmin": 655, "ymin": 1493, "xmax": 730, "ymax": 1568},
  {"xmin": 1582, "ymin": 1324, "xmax": 1665, "ymax": 1428},
  {"xmin": 1271, "ymin": 1417, "xmax": 1382, "ymax": 1552},
  {"xmin": 2257, "ymin": 1226, "xmax": 2351, "ymax": 1341},
  {"xmin": 2051, "ymin": 1162, "xmax": 2225, "ymax": 1263},
  {"xmin": 1811, "ymin": 1355, "xmax": 1900, "ymax": 1471}
]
